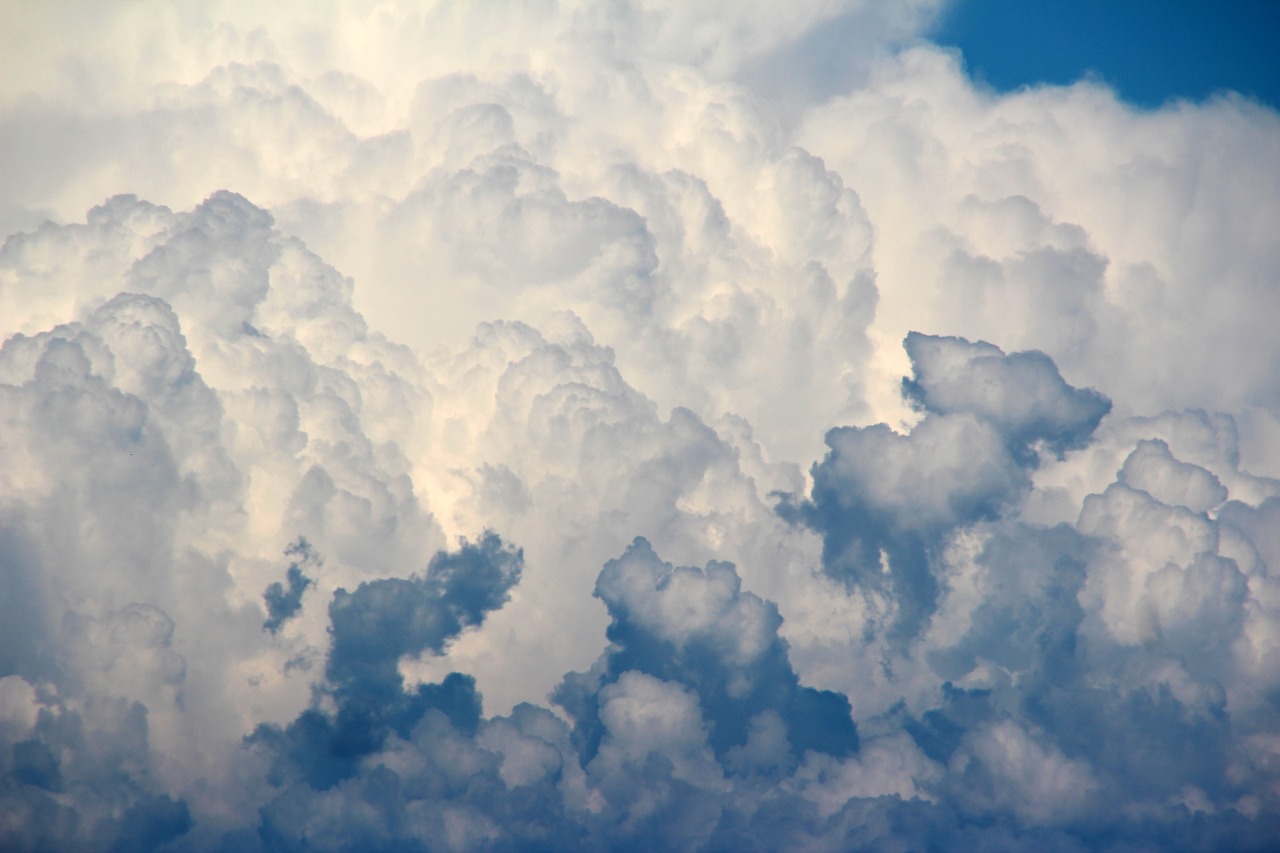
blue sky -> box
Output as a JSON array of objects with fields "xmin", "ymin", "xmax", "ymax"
[{"xmin": 930, "ymin": 0, "xmax": 1280, "ymax": 109}]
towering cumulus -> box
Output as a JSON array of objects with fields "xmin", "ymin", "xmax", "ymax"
[{"xmin": 1, "ymin": 2, "xmax": 1278, "ymax": 850}]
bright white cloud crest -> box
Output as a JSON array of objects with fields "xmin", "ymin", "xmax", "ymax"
[{"xmin": 1, "ymin": 1, "xmax": 1279, "ymax": 850}]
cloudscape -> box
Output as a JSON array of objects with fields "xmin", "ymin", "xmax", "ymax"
[{"xmin": 2, "ymin": 2, "xmax": 1279, "ymax": 850}]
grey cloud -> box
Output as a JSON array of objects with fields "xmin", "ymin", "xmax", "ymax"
[
  {"xmin": 1, "ymin": 690, "xmax": 194, "ymax": 853},
  {"xmin": 264, "ymin": 539, "xmax": 319, "ymax": 635},
  {"xmin": 240, "ymin": 515, "xmax": 1280, "ymax": 850},
  {"xmin": 783, "ymin": 332, "xmax": 1110, "ymax": 638},
  {"xmin": 248, "ymin": 534, "xmax": 521, "ymax": 800},
  {"xmin": 0, "ymin": 192, "xmax": 455, "ymax": 849},
  {"xmin": 902, "ymin": 331, "xmax": 1111, "ymax": 458},
  {"xmin": 326, "ymin": 532, "xmax": 522, "ymax": 698},
  {"xmin": 1118, "ymin": 438, "xmax": 1229, "ymax": 513},
  {"xmin": 555, "ymin": 538, "xmax": 858, "ymax": 767},
  {"xmin": 2, "ymin": 192, "xmax": 1279, "ymax": 850},
  {"xmin": 244, "ymin": 538, "xmax": 867, "ymax": 851}
]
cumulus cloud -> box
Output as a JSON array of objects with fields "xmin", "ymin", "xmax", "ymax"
[
  {"xmin": 263, "ymin": 538, "xmax": 318, "ymax": 635},
  {"xmin": 901, "ymin": 331, "xmax": 1111, "ymax": 458},
  {"xmin": 556, "ymin": 538, "xmax": 857, "ymax": 763},
  {"xmin": 248, "ymin": 534, "xmax": 520, "ymax": 797},
  {"xmin": 2, "ymin": 0, "xmax": 1280, "ymax": 849},
  {"xmin": 780, "ymin": 332, "xmax": 1109, "ymax": 640}
]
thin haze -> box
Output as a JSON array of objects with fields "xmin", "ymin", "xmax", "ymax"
[{"xmin": 1, "ymin": 2, "xmax": 1279, "ymax": 850}]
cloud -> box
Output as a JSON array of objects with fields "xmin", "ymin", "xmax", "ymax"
[
  {"xmin": 901, "ymin": 331, "xmax": 1111, "ymax": 459},
  {"xmin": 780, "ymin": 332, "xmax": 1109, "ymax": 640},
  {"xmin": 263, "ymin": 538, "xmax": 318, "ymax": 635},
  {"xmin": 2, "ymin": 1, "xmax": 1280, "ymax": 849},
  {"xmin": 797, "ymin": 44, "xmax": 1280, "ymax": 423},
  {"xmin": 325, "ymin": 532, "xmax": 522, "ymax": 699},
  {"xmin": 556, "ymin": 537, "xmax": 858, "ymax": 764},
  {"xmin": 244, "ymin": 537, "xmax": 885, "ymax": 851},
  {"xmin": 249, "ymin": 533, "xmax": 520, "ymax": 797}
]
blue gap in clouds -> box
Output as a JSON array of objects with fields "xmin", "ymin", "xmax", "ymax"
[{"xmin": 929, "ymin": 0, "xmax": 1280, "ymax": 110}]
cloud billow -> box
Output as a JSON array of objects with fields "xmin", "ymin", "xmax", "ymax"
[
  {"xmin": 781, "ymin": 332, "xmax": 1111, "ymax": 640},
  {"xmin": 238, "ymin": 513, "xmax": 1279, "ymax": 850},
  {"xmin": 556, "ymin": 537, "xmax": 858, "ymax": 764},
  {"xmin": 250, "ymin": 534, "xmax": 521, "ymax": 793},
  {"xmin": 263, "ymin": 538, "xmax": 319, "ymax": 635},
  {"xmin": 900, "ymin": 331, "xmax": 1112, "ymax": 460},
  {"xmin": 242, "ymin": 538, "xmax": 874, "ymax": 851},
  {"xmin": 2, "ymin": 1, "xmax": 1280, "ymax": 849}
]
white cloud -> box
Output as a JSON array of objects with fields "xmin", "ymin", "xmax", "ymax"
[{"xmin": 2, "ymin": 1, "xmax": 1279, "ymax": 849}]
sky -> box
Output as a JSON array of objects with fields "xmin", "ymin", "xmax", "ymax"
[
  {"xmin": 1, "ymin": 1, "xmax": 1279, "ymax": 851},
  {"xmin": 931, "ymin": 0, "xmax": 1280, "ymax": 109}
]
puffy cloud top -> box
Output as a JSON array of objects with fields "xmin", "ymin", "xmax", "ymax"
[
  {"xmin": 902, "ymin": 331, "xmax": 1111, "ymax": 457},
  {"xmin": 560, "ymin": 538, "xmax": 858, "ymax": 761},
  {"xmin": 3, "ymin": 1, "xmax": 1280, "ymax": 850}
]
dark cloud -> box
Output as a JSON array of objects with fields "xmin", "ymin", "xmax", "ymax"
[
  {"xmin": 243, "ymin": 538, "xmax": 860, "ymax": 851},
  {"xmin": 325, "ymin": 531, "xmax": 523, "ymax": 698},
  {"xmin": 263, "ymin": 538, "xmax": 318, "ymax": 635},
  {"xmin": 781, "ymin": 333, "xmax": 1111, "ymax": 639},
  {"xmin": 554, "ymin": 537, "xmax": 858, "ymax": 768},
  {"xmin": 250, "ymin": 533, "xmax": 522, "ymax": 793},
  {"xmin": 0, "ymin": 698, "xmax": 194, "ymax": 853}
]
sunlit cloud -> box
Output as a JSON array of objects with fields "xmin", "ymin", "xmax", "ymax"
[{"xmin": 2, "ymin": 2, "xmax": 1278, "ymax": 849}]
